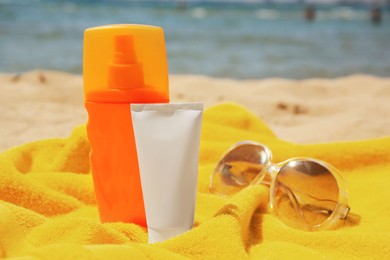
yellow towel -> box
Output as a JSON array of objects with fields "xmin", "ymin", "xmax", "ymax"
[{"xmin": 1, "ymin": 102, "xmax": 390, "ymax": 259}]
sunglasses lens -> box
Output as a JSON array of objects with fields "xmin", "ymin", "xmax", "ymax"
[
  {"xmin": 210, "ymin": 144, "xmax": 269, "ymax": 195},
  {"xmin": 274, "ymin": 160, "xmax": 339, "ymax": 229}
]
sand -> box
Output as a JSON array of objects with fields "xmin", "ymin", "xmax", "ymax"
[{"xmin": 1, "ymin": 70, "xmax": 389, "ymax": 152}]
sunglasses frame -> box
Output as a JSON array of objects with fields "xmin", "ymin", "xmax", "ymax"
[{"xmin": 210, "ymin": 140, "xmax": 350, "ymax": 231}]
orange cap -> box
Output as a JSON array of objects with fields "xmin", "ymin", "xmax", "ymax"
[{"xmin": 83, "ymin": 24, "xmax": 169, "ymax": 102}]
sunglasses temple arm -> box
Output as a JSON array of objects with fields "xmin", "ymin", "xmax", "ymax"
[
  {"xmin": 279, "ymin": 182, "xmax": 348, "ymax": 219},
  {"xmin": 279, "ymin": 184, "xmax": 307, "ymax": 223}
]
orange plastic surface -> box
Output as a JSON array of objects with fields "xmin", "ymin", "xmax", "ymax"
[
  {"xmin": 86, "ymin": 102, "xmax": 148, "ymax": 226},
  {"xmin": 83, "ymin": 24, "xmax": 169, "ymax": 102},
  {"xmin": 83, "ymin": 24, "xmax": 169, "ymax": 226}
]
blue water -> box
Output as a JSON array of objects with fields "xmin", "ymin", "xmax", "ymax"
[{"xmin": 0, "ymin": 0, "xmax": 389, "ymax": 79}]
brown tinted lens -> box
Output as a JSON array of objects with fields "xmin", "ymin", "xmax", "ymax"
[
  {"xmin": 274, "ymin": 160, "xmax": 339, "ymax": 229},
  {"xmin": 210, "ymin": 144, "xmax": 269, "ymax": 195}
]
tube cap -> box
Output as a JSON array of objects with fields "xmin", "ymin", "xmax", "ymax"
[{"xmin": 83, "ymin": 24, "xmax": 169, "ymax": 102}]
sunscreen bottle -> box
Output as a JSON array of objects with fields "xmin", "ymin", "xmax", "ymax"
[{"xmin": 83, "ymin": 24, "xmax": 169, "ymax": 226}]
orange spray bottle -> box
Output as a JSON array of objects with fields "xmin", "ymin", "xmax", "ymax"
[{"xmin": 83, "ymin": 24, "xmax": 169, "ymax": 226}]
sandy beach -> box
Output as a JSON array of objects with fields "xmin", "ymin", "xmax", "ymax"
[{"xmin": 1, "ymin": 70, "xmax": 389, "ymax": 152}]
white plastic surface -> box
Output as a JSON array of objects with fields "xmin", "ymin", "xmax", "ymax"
[{"xmin": 131, "ymin": 102, "xmax": 203, "ymax": 243}]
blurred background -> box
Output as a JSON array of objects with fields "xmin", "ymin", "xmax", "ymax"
[{"xmin": 0, "ymin": 0, "xmax": 389, "ymax": 79}]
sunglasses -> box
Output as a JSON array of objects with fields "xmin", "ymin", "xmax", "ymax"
[{"xmin": 210, "ymin": 141, "xmax": 350, "ymax": 231}]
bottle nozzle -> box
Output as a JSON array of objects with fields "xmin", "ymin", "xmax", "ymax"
[
  {"xmin": 108, "ymin": 34, "xmax": 144, "ymax": 90},
  {"xmin": 113, "ymin": 35, "xmax": 137, "ymax": 65}
]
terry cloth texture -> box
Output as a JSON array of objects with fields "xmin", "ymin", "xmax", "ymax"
[{"xmin": 1, "ymin": 102, "xmax": 390, "ymax": 259}]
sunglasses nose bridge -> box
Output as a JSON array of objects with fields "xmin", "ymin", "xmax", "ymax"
[
  {"xmin": 270, "ymin": 162, "xmax": 280, "ymax": 172},
  {"xmin": 250, "ymin": 162, "xmax": 275, "ymax": 186},
  {"xmin": 267, "ymin": 163, "xmax": 281, "ymax": 179}
]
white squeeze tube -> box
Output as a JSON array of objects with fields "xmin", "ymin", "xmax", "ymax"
[{"xmin": 131, "ymin": 102, "xmax": 203, "ymax": 243}]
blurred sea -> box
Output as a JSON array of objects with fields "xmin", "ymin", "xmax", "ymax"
[{"xmin": 0, "ymin": 0, "xmax": 389, "ymax": 79}]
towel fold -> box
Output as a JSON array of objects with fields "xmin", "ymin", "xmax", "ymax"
[{"xmin": 1, "ymin": 102, "xmax": 390, "ymax": 259}]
